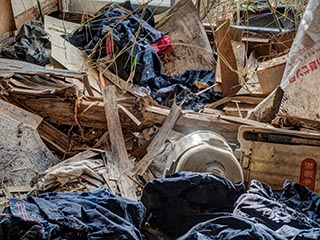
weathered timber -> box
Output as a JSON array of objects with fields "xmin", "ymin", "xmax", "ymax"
[
  {"xmin": 44, "ymin": 14, "xmax": 101, "ymax": 96},
  {"xmin": 256, "ymin": 54, "xmax": 287, "ymax": 94},
  {"xmin": 19, "ymin": 97, "xmax": 146, "ymax": 131},
  {"xmin": 272, "ymin": 114, "xmax": 320, "ymax": 131},
  {"xmin": 0, "ymin": 58, "xmax": 86, "ymax": 81},
  {"xmin": 208, "ymin": 94, "xmax": 265, "ymax": 109},
  {"xmin": 102, "ymin": 86, "xmax": 137, "ymax": 200},
  {"xmin": 37, "ymin": 121, "xmax": 70, "ymax": 156},
  {"xmin": 13, "ymin": 0, "xmax": 58, "ymax": 29},
  {"xmin": 157, "ymin": 0, "xmax": 215, "ymax": 76},
  {"xmin": 216, "ymin": 20, "xmax": 240, "ymax": 96}
]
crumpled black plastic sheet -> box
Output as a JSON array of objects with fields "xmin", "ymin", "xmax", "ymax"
[
  {"xmin": 141, "ymin": 172, "xmax": 246, "ymax": 237},
  {"xmin": 65, "ymin": 2, "xmax": 221, "ymax": 111},
  {"xmin": 0, "ymin": 21, "xmax": 50, "ymax": 66},
  {"xmin": 179, "ymin": 179, "xmax": 320, "ymax": 240},
  {"xmin": 0, "ymin": 188, "xmax": 146, "ymax": 240}
]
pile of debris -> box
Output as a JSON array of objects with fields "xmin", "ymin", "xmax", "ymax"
[{"xmin": 0, "ymin": 0, "xmax": 319, "ymax": 239}]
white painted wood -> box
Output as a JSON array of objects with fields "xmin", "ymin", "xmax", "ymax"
[
  {"xmin": 67, "ymin": 0, "xmax": 171, "ymax": 14},
  {"xmin": 44, "ymin": 14, "xmax": 101, "ymax": 96}
]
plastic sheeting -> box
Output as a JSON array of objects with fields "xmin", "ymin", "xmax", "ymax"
[
  {"xmin": 65, "ymin": 2, "xmax": 220, "ymax": 111},
  {"xmin": 0, "ymin": 21, "xmax": 50, "ymax": 66},
  {"xmin": 141, "ymin": 172, "xmax": 246, "ymax": 237},
  {"xmin": 0, "ymin": 188, "xmax": 146, "ymax": 240}
]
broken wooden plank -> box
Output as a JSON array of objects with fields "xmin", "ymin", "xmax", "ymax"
[
  {"xmin": 0, "ymin": 58, "xmax": 86, "ymax": 81},
  {"xmin": 216, "ymin": 20, "xmax": 240, "ymax": 96},
  {"xmin": 118, "ymin": 104, "xmax": 141, "ymax": 127},
  {"xmin": 208, "ymin": 95, "xmax": 265, "ymax": 109},
  {"xmin": 157, "ymin": 0, "xmax": 215, "ymax": 76},
  {"xmin": 232, "ymin": 41, "xmax": 246, "ymax": 76},
  {"xmin": 242, "ymin": 36, "xmax": 272, "ymax": 60},
  {"xmin": 144, "ymin": 106, "xmax": 244, "ymax": 144},
  {"xmin": 272, "ymin": 114, "xmax": 320, "ymax": 131},
  {"xmin": 102, "ymin": 69, "xmax": 152, "ymax": 98},
  {"xmin": 102, "ymin": 86, "xmax": 137, "ymax": 200},
  {"xmin": 247, "ymin": 87, "xmax": 284, "ymax": 123},
  {"xmin": 134, "ymin": 104, "xmax": 181, "ymax": 176},
  {"xmin": 37, "ymin": 121, "xmax": 70, "ymax": 157},
  {"xmin": 256, "ymin": 54, "xmax": 287, "ymax": 94}
]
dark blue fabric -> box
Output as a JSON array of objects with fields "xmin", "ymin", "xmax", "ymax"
[
  {"xmin": 179, "ymin": 179, "xmax": 320, "ymax": 240},
  {"xmin": 178, "ymin": 213, "xmax": 287, "ymax": 240},
  {"xmin": 0, "ymin": 188, "xmax": 145, "ymax": 240},
  {"xmin": 65, "ymin": 2, "xmax": 221, "ymax": 111},
  {"xmin": 141, "ymin": 172, "xmax": 246, "ymax": 237},
  {"xmin": 2, "ymin": 174, "xmax": 319, "ymax": 239}
]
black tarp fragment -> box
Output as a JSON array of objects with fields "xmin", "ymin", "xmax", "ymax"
[
  {"xmin": 141, "ymin": 172, "xmax": 246, "ymax": 237},
  {"xmin": 65, "ymin": 2, "xmax": 221, "ymax": 111},
  {"xmin": 0, "ymin": 21, "xmax": 50, "ymax": 66},
  {"xmin": 0, "ymin": 188, "xmax": 145, "ymax": 240}
]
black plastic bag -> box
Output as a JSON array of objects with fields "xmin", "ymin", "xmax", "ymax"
[{"xmin": 0, "ymin": 21, "xmax": 50, "ymax": 66}]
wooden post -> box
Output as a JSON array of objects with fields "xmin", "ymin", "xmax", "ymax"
[
  {"xmin": 216, "ymin": 20, "xmax": 240, "ymax": 96},
  {"xmin": 0, "ymin": 0, "xmax": 16, "ymax": 36}
]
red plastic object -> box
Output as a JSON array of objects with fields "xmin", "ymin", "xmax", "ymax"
[
  {"xmin": 299, "ymin": 158, "xmax": 317, "ymax": 191},
  {"xmin": 105, "ymin": 37, "xmax": 115, "ymax": 55},
  {"xmin": 151, "ymin": 35, "xmax": 172, "ymax": 53}
]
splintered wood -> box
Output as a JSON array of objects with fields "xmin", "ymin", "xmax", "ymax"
[
  {"xmin": 102, "ymin": 86, "xmax": 137, "ymax": 200},
  {"xmin": 134, "ymin": 104, "xmax": 181, "ymax": 176}
]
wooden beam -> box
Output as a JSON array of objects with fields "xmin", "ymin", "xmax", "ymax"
[
  {"xmin": 20, "ymin": 98, "xmax": 145, "ymax": 131},
  {"xmin": 0, "ymin": 0, "xmax": 16, "ymax": 35},
  {"xmin": 208, "ymin": 95, "xmax": 265, "ymax": 109},
  {"xmin": 144, "ymin": 106, "xmax": 249, "ymax": 144}
]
